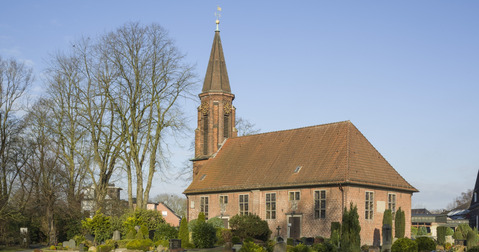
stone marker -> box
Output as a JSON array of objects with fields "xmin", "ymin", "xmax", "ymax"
[
  {"xmin": 169, "ymin": 239, "xmax": 181, "ymax": 249},
  {"xmin": 381, "ymin": 224, "xmax": 392, "ymax": 252},
  {"xmin": 273, "ymin": 241, "xmax": 286, "ymax": 252},
  {"xmin": 112, "ymin": 230, "xmax": 121, "ymax": 241},
  {"xmin": 63, "ymin": 239, "xmax": 76, "ymax": 249}
]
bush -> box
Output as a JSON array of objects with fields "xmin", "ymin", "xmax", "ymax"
[
  {"xmin": 121, "ymin": 209, "xmax": 165, "ymax": 236},
  {"xmin": 391, "ymin": 238, "xmax": 417, "ymax": 252},
  {"xmin": 50, "ymin": 245, "xmax": 57, "ymax": 250},
  {"xmin": 125, "ymin": 229, "xmax": 136, "ymax": 240},
  {"xmin": 289, "ymin": 244, "xmax": 313, "ymax": 252},
  {"xmin": 97, "ymin": 244, "xmax": 113, "ymax": 252},
  {"xmin": 154, "ymin": 239, "xmax": 169, "ymax": 248},
  {"xmin": 207, "ymin": 217, "xmax": 225, "ymax": 229},
  {"xmin": 444, "ymin": 242, "xmax": 452, "ymax": 250},
  {"xmin": 239, "ymin": 241, "xmax": 266, "ymax": 252},
  {"xmin": 192, "ymin": 222, "xmax": 217, "ymax": 248},
  {"xmin": 468, "ymin": 246, "xmax": 479, "ymax": 252},
  {"xmin": 417, "ymin": 226, "xmax": 428, "ymax": 236},
  {"xmin": 416, "ymin": 236, "xmax": 435, "ymax": 251},
  {"xmin": 232, "ymin": 236, "xmax": 241, "ymax": 244},
  {"xmin": 81, "ymin": 210, "xmax": 112, "ymax": 244},
  {"xmin": 125, "ymin": 239, "xmax": 153, "ymax": 251},
  {"xmin": 287, "ymin": 238, "xmax": 294, "ymax": 246},
  {"xmin": 437, "ymin": 226, "xmax": 447, "ymax": 245},
  {"xmin": 313, "ymin": 242, "xmax": 338, "ymax": 252},
  {"xmin": 116, "ymin": 239, "xmax": 134, "ymax": 248},
  {"xmin": 153, "ymin": 223, "xmax": 178, "ymax": 241},
  {"xmin": 229, "ymin": 214, "xmax": 272, "ymax": 242},
  {"xmin": 467, "ymin": 229, "xmax": 479, "ymax": 249},
  {"xmin": 340, "ymin": 203, "xmax": 361, "ymax": 252}
]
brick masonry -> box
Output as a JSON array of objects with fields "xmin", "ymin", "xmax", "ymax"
[{"xmin": 187, "ymin": 185, "xmax": 412, "ymax": 246}]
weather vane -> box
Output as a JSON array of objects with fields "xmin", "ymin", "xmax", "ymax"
[{"xmin": 215, "ymin": 6, "xmax": 222, "ymax": 31}]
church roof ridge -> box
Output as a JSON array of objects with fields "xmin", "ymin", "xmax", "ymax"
[{"xmin": 232, "ymin": 120, "xmax": 353, "ymax": 139}]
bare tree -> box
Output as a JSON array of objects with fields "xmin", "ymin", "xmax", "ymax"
[
  {"xmin": 25, "ymin": 99, "xmax": 64, "ymax": 245},
  {"xmin": 97, "ymin": 23, "xmax": 195, "ymax": 209},
  {"xmin": 45, "ymin": 53, "xmax": 89, "ymax": 211},
  {"xmin": 235, "ymin": 117, "xmax": 260, "ymax": 136},
  {"xmin": 447, "ymin": 188, "xmax": 473, "ymax": 211},
  {"xmin": 0, "ymin": 56, "xmax": 32, "ymax": 219}
]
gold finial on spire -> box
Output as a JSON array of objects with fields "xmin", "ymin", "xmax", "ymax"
[{"xmin": 215, "ymin": 6, "xmax": 222, "ymax": 31}]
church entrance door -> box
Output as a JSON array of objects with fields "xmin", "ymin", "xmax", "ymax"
[{"xmin": 288, "ymin": 216, "xmax": 301, "ymax": 239}]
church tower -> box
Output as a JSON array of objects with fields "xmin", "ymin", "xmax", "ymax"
[{"xmin": 193, "ymin": 19, "xmax": 237, "ymax": 172}]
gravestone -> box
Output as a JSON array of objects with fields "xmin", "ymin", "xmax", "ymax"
[
  {"xmin": 63, "ymin": 239, "xmax": 76, "ymax": 249},
  {"xmin": 381, "ymin": 224, "xmax": 392, "ymax": 252},
  {"xmin": 304, "ymin": 237, "xmax": 314, "ymax": 246},
  {"xmin": 79, "ymin": 244, "xmax": 85, "ymax": 252},
  {"xmin": 273, "ymin": 241, "xmax": 286, "ymax": 252},
  {"xmin": 112, "ymin": 230, "xmax": 121, "ymax": 241},
  {"xmin": 169, "ymin": 239, "xmax": 181, "ymax": 249},
  {"xmin": 373, "ymin": 228, "xmax": 381, "ymax": 247}
]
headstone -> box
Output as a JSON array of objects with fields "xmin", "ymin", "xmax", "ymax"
[
  {"xmin": 169, "ymin": 239, "xmax": 181, "ymax": 249},
  {"xmin": 85, "ymin": 234, "xmax": 94, "ymax": 243},
  {"xmin": 273, "ymin": 241, "xmax": 287, "ymax": 252},
  {"xmin": 134, "ymin": 225, "xmax": 140, "ymax": 232},
  {"xmin": 112, "ymin": 230, "xmax": 121, "ymax": 241},
  {"xmin": 381, "ymin": 224, "xmax": 392, "ymax": 252},
  {"xmin": 373, "ymin": 228, "xmax": 381, "ymax": 247},
  {"xmin": 63, "ymin": 239, "xmax": 76, "ymax": 249},
  {"xmin": 79, "ymin": 244, "xmax": 85, "ymax": 252},
  {"xmin": 88, "ymin": 246, "xmax": 96, "ymax": 252},
  {"xmin": 304, "ymin": 238, "xmax": 314, "ymax": 246}
]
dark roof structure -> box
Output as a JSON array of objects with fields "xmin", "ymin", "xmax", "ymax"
[
  {"xmin": 185, "ymin": 121, "xmax": 417, "ymax": 194},
  {"xmin": 201, "ymin": 30, "xmax": 231, "ymax": 93}
]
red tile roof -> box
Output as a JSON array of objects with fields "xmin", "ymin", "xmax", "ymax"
[{"xmin": 184, "ymin": 121, "xmax": 417, "ymax": 194}]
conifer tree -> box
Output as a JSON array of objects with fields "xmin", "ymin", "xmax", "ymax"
[
  {"xmin": 179, "ymin": 218, "xmax": 189, "ymax": 244},
  {"xmin": 340, "ymin": 203, "xmax": 361, "ymax": 252},
  {"xmin": 383, "ymin": 209, "xmax": 393, "ymax": 241},
  {"xmin": 394, "ymin": 208, "xmax": 405, "ymax": 238}
]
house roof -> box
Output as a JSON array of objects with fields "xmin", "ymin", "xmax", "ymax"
[
  {"xmin": 184, "ymin": 121, "xmax": 417, "ymax": 194},
  {"xmin": 201, "ymin": 30, "xmax": 231, "ymax": 94}
]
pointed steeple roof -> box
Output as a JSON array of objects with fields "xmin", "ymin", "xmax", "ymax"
[{"xmin": 202, "ymin": 31, "xmax": 231, "ymax": 93}]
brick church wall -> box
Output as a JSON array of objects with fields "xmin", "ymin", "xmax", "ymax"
[{"xmin": 187, "ymin": 186, "xmax": 412, "ymax": 246}]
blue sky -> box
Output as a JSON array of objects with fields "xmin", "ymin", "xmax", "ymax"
[{"xmin": 1, "ymin": 1, "xmax": 478, "ymax": 210}]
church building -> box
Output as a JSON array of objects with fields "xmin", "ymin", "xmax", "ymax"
[{"xmin": 184, "ymin": 21, "xmax": 418, "ymax": 246}]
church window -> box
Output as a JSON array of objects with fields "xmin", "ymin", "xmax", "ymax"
[
  {"xmin": 266, "ymin": 193, "xmax": 276, "ymax": 219},
  {"xmin": 365, "ymin": 191, "xmax": 374, "ymax": 220},
  {"xmin": 289, "ymin": 191, "xmax": 300, "ymax": 201},
  {"xmin": 220, "ymin": 195, "xmax": 228, "ymax": 204},
  {"xmin": 224, "ymin": 114, "xmax": 229, "ymax": 138},
  {"xmin": 200, "ymin": 196, "xmax": 209, "ymax": 219},
  {"xmin": 203, "ymin": 115, "xmax": 208, "ymax": 155},
  {"xmin": 388, "ymin": 193, "xmax": 396, "ymax": 213},
  {"xmin": 239, "ymin": 194, "xmax": 249, "ymax": 215},
  {"xmin": 314, "ymin": 190, "xmax": 326, "ymax": 219}
]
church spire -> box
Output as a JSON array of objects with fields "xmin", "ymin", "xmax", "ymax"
[
  {"xmin": 193, "ymin": 13, "xmax": 236, "ymax": 170},
  {"xmin": 201, "ymin": 16, "xmax": 231, "ymax": 93}
]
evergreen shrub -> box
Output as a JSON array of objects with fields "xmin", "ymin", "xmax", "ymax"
[
  {"xmin": 229, "ymin": 214, "xmax": 272, "ymax": 242},
  {"xmin": 415, "ymin": 236, "xmax": 435, "ymax": 251},
  {"xmin": 192, "ymin": 222, "xmax": 217, "ymax": 248},
  {"xmin": 125, "ymin": 239, "xmax": 153, "ymax": 251},
  {"xmin": 391, "ymin": 238, "xmax": 417, "ymax": 252},
  {"xmin": 239, "ymin": 241, "xmax": 266, "ymax": 252}
]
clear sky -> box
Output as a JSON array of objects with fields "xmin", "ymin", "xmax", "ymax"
[{"xmin": 1, "ymin": 1, "xmax": 478, "ymax": 210}]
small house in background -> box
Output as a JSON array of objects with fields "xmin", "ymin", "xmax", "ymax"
[
  {"xmin": 156, "ymin": 202, "xmax": 182, "ymax": 227},
  {"xmin": 81, "ymin": 184, "xmax": 122, "ymax": 218},
  {"xmin": 411, "ymin": 208, "xmax": 468, "ymax": 238},
  {"xmin": 132, "ymin": 199, "xmax": 182, "ymax": 227}
]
